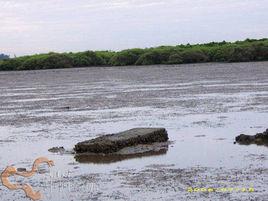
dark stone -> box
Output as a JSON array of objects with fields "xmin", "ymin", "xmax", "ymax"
[
  {"xmin": 17, "ymin": 168, "xmax": 27, "ymax": 172},
  {"xmin": 235, "ymin": 128, "xmax": 268, "ymax": 145},
  {"xmin": 48, "ymin": 146, "xmax": 65, "ymax": 153},
  {"xmin": 74, "ymin": 128, "xmax": 168, "ymax": 154}
]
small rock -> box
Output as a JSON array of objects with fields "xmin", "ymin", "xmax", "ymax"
[
  {"xmin": 194, "ymin": 135, "xmax": 206, "ymax": 138},
  {"xmin": 17, "ymin": 168, "xmax": 27, "ymax": 172},
  {"xmin": 48, "ymin": 146, "xmax": 65, "ymax": 153}
]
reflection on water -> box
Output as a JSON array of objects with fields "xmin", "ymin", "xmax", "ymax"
[
  {"xmin": 75, "ymin": 146, "xmax": 168, "ymax": 164},
  {"xmin": 75, "ymin": 149, "xmax": 168, "ymax": 164}
]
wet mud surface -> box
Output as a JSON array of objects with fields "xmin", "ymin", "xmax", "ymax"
[{"xmin": 0, "ymin": 62, "xmax": 268, "ymax": 200}]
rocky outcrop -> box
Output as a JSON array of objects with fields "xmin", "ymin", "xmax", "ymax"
[
  {"xmin": 235, "ymin": 129, "xmax": 268, "ymax": 145},
  {"xmin": 74, "ymin": 128, "xmax": 169, "ymax": 154}
]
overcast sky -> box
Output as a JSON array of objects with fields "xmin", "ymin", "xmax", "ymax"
[{"xmin": 0, "ymin": 0, "xmax": 268, "ymax": 56}]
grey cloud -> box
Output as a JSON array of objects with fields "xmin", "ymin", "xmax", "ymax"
[{"xmin": 0, "ymin": 0, "xmax": 267, "ymax": 56}]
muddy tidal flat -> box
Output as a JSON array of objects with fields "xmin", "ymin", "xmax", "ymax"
[{"xmin": 0, "ymin": 62, "xmax": 268, "ymax": 201}]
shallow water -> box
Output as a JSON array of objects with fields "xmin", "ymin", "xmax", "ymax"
[{"xmin": 0, "ymin": 62, "xmax": 268, "ymax": 200}]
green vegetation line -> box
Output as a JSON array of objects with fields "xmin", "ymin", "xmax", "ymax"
[{"xmin": 0, "ymin": 38, "xmax": 268, "ymax": 71}]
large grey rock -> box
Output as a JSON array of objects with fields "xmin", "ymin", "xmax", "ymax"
[{"xmin": 74, "ymin": 128, "xmax": 168, "ymax": 154}]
